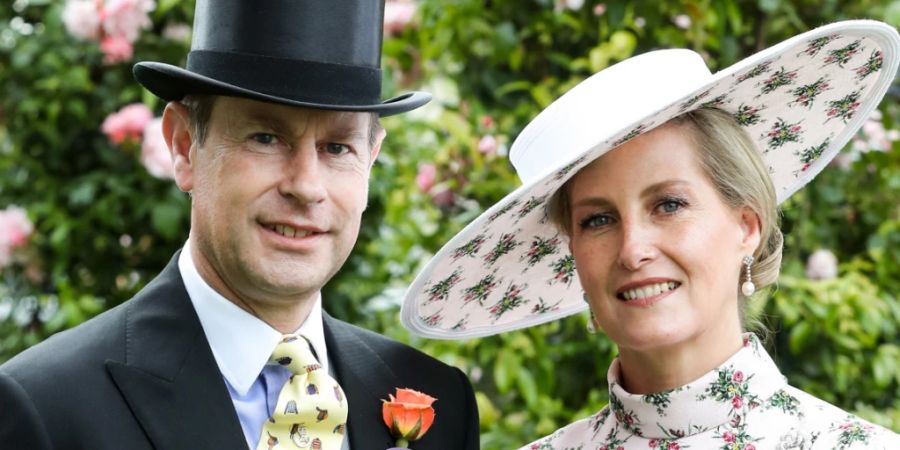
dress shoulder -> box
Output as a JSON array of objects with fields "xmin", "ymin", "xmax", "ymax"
[
  {"xmin": 519, "ymin": 407, "xmax": 612, "ymax": 450},
  {"xmin": 785, "ymin": 386, "xmax": 900, "ymax": 449}
]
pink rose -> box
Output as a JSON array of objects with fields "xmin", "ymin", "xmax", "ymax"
[
  {"xmin": 431, "ymin": 188, "xmax": 455, "ymax": 208},
  {"xmin": 0, "ymin": 206, "xmax": 33, "ymax": 269},
  {"xmin": 723, "ymin": 431, "xmax": 735, "ymax": 443},
  {"xmin": 648, "ymin": 439, "xmax": 658, "ymax": 447},
  {"xmin": 140, "ymin": 118, "xmax": 175, "ymax": 179},
  {"xmin": 732, "ymin": 371, "xmax": 744, "ymax": 382},
  {"xmin": 673, "ymin": 14, "xmax": 691, "ymax": 29},
  {"xmin": 415, "ymin": 163, "xmax": 436, "ymax": 193},
  {"xmin": 101, "ymin": 0, "xmax": 155, "ymax": 43},
  {"xmin": 667, "ymin": 443, "xmax": 680, "ymax": 450},
  {"xmin": 732, "ymin": 396, "xmax": 743, "ymax": 409},
  {"xmin": 383, "ymin": 0, "xmax": 415, "ymax": 36},
  {"xmin": 745, "ymin": 445, "xmax": 755, "ymax": 450},
  {"xmin": 477, "ymin": 135, "xmax": 497, "ymax": 155},
  {"xmin": 162, "ymin": 23, "xmax": 192, "ymax": 42},
  {"xmin": 62, "ymin": 0, "xmax": 102, "ymax": 40},
  {"xmin": 100, "ymin": 34, "xmax": 133, "ymax": 64},
  {"xmin": 102, "ymin": 103, "xmax": 153, "ymax": 145},
  {"xmin": 805, "ymin": 249, "xmax": 838, "ymax": 280}
]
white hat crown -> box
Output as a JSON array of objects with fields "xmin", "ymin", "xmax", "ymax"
[{"xmin": 510, "ymin": 49, "xmax": 712, "ymax": 183}]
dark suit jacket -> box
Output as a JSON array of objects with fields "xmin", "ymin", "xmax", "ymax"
[{"xmin": 0, "ymin": 253, "xmax": 479, "ymax": 450}]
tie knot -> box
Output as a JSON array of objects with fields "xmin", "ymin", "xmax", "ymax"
[{"xmin": 269, "ymin": 334, "xmax": 322, "ymax": 375}]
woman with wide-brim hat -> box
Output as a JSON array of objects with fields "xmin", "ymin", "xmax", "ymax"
[{"xmin": 401, "ymin": 20, "xmax": 900, "ymax": 448}]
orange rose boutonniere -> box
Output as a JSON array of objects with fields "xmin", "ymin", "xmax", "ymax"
[{"xmin": 381, "ymin": 388, "xmax": 437, "ymax": 448}]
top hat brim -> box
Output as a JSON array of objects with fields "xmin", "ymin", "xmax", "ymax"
[{"xmin": 134, "ymin": 61, "xmax": 431, "ymax": 117}]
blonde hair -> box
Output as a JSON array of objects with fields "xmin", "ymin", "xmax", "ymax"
[{"xmin": 546, "ymin": 108, "xmax": 783, "ymax": 329}]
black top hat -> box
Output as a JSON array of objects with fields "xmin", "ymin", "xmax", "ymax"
[{"xmin": 133, "ymin": 0, "xmax": 430, "ymax": 116}]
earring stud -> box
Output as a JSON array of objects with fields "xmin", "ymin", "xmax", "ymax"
[{"xmin": 741, "ymin": 255, "xmax": 755, "ymax": 297}]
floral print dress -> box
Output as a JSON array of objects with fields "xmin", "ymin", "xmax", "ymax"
[{"xmin": 522, "ymin": 335, "xmax": 899, "ymax": 450}]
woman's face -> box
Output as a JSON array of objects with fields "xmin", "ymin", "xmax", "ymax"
[{"xmin": 567, "ymin": 123, "xmax": 760, "ymax": 355}]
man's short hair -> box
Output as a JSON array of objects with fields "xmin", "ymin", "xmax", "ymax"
[{"xmin": 180, "ymin": 95, "xmax": 383, "ymax": 148}]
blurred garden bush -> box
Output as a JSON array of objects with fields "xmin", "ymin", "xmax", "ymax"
[{"xmin": 1, "ymin": 0, "xmax": 898, "ymax": 447}]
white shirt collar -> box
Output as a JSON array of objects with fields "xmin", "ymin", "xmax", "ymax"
[{"xmin": 178, "ymin": 239, "xmax": 330, "ymax": 395}]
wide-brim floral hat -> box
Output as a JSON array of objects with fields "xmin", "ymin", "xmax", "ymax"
[{"xmin": 401, "ymin": 21, "xmax": 900, "ymax": 339}]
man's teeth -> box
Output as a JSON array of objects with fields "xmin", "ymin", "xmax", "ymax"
[
  {"xmin": 272, "ymin": 224, "xmax": 312, "ymax": 238},
  {"xmin": 622, "ymin": 282, "xmax": 678, "ymax": 300}
]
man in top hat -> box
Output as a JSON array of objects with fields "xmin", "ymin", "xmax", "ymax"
[{"xmin": 0, "ymin": 1, "xmax": 479, "ymax": 449}]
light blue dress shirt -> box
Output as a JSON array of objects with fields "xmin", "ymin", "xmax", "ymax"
[{"xmin": 178, "ymin": 240, "xmax": 350, "ymax": 450}]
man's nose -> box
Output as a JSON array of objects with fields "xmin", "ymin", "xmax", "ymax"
[
  {"xmin": 278, "ymin": 147, "xmax": 328, "ymax": 204},
  {"xmin": 616, "ymin": 218, "xmax": 659, "ymax": 271}
]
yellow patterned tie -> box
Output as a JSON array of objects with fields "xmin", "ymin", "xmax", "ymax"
[{"xmin": 257, "ymin": 335, "xmax": 348, "ymax": 450}]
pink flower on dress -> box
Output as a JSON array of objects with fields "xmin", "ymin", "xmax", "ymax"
[
  {"xmin": 723, "ymin": 431, "xmax": 736, "ymax": 443},
  {"xmin": 0, "ymin": 206, "xmax": 34, "ymax": 269},
  {"xmin": 732, "ymin": 371, "xmax": 744, "ymax": 382},
  {"xmin": 745, "ymin": 445, "xmax": 756, "ymax": 450},
  {"xmin": 648, "ymin": 439, "xmax": 658, "ymax": 447},
  {"xmin": 100, "ymin": 34, "xmax": 133, "ymax": 64},
  {"xmin": 62, "ymin": 0, "xmax": 102, "ymax": 40},
  {"xmin": 384, "ymin": 0, "xmax": 416, "ymax": 36},
  {"xmin": 667, "ymin": 443, "xmax": 680, "ymax": 450},
  {"xmin": 102, "ymin": 103, "xmax": 154, "ymax": 145},
  {"xmin": 140, "ymin": 118, "xmax": 175, "ymax": 179},
  {"xmin": 732, "ymin": 395, "xmax": 743, "ymax": 409},
  {"xmin": 416, "ymin": 163, "xmax": 436, "ymax": 193}
]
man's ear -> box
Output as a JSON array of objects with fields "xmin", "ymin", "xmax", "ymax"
[
  {"xmin": 368, "ymin": 126, "xmax": 386, "ymax": 168},
  {"xmin": 162, "ymin": 102, "xmax": 195, "ymax": 192},
  {"xmin": 738, "ymin": 206, "xmax": 762, "ymax": 256}
]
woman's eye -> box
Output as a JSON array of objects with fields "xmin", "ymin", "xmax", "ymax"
[
  {"xmin": 323, "ymin": 143, "xmax": 352, "ymax": 155},
  {"xmin": 657, "ymin": 198, "xmax": 686, "ymax": 214},
  {"xmin": 579, "ymin": 213, "xmax": 613, "ymax": 229}
]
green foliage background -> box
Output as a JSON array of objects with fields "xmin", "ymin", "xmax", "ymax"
[{"xmin": 1, "ymin": 0, "xmax": 898, "ymax": 447}]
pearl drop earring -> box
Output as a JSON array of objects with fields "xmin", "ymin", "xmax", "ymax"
[
  {"xmin": 583, "ymin": 292, "xmax": 597, "ymax": 334},
  {"xmin": 741, "ymin": 255, "xmax": 755, "ymax": 297}
]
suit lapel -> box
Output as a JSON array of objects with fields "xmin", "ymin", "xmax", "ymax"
[
  {"xmin": 324, "ymin": 315, "xmax": 398, "ymax": 450},
  {"xmin": 106, "ymin": 253, "xmax": 246, "ymax": 450}
]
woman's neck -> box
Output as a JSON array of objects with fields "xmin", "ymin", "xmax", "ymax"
[{"xmin": 615, "ymin": 329, "xmax": 744, "ymax": 395}]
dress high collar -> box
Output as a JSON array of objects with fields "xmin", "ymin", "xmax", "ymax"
[{"xmin": 606, "ymin": 334, "xmax": 788, "ymax": 439}]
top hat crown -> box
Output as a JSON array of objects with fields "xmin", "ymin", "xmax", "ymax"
[{"xmin": 134, "ymin": 0, "xmax": 430, "ymax": 116}]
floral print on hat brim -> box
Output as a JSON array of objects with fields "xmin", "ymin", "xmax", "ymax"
[{"xmin": 401, "ymin": 21, "xmax": 900, "ymax": 340}]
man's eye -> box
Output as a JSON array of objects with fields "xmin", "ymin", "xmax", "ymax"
[
  {"xmin": 579, "ymin": 213, "xmax": 613, "ymax": 229},
  {"xmin": 251, "ymin": 134, "xmax": 279, "ymax": 145},
  {"xmin": 323, "ymin": 143, "xmax": 351, "ymax": 155}
]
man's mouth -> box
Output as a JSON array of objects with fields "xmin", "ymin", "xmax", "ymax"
[{"xmin": 263, "ymin": 223, "xmax": 320, "ymax": 238}]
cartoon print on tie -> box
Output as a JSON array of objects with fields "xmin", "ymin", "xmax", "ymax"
[
  {"xmin": 316, "ymin": 406, "xmax": 329, "ymax": 422},
  {"xmin": 333, "ymin": 423, "xmax": 346, "ymax": 435},
  {"xmin": 284, "ymin": 400, "xmax": 299, "ymax": 415},
  {"xmin": 334, "ymin": 385, "xmax": 344, "ymax": 406},
  {"xmin": 290, "ymin": 423, "xmax": 311, "ymax": 448},
  {"xmin": 266, "ymin": 431, "xmax": 279, "ymax": 450},
  {"xmin": 311, "ymin": 438, "xmax": 323, "ymax": 450},
  {"xmin": 277, "ymin": 356, "xmax": 293, "ymax": 366},
  {"xmin": 307, "ymin": 383, "xmax": 319, "ymax": 395}
]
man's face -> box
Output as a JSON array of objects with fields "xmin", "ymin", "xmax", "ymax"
[{"xmin": 170, "ymin": 96, "xmax": 383, "ymax": 308}]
